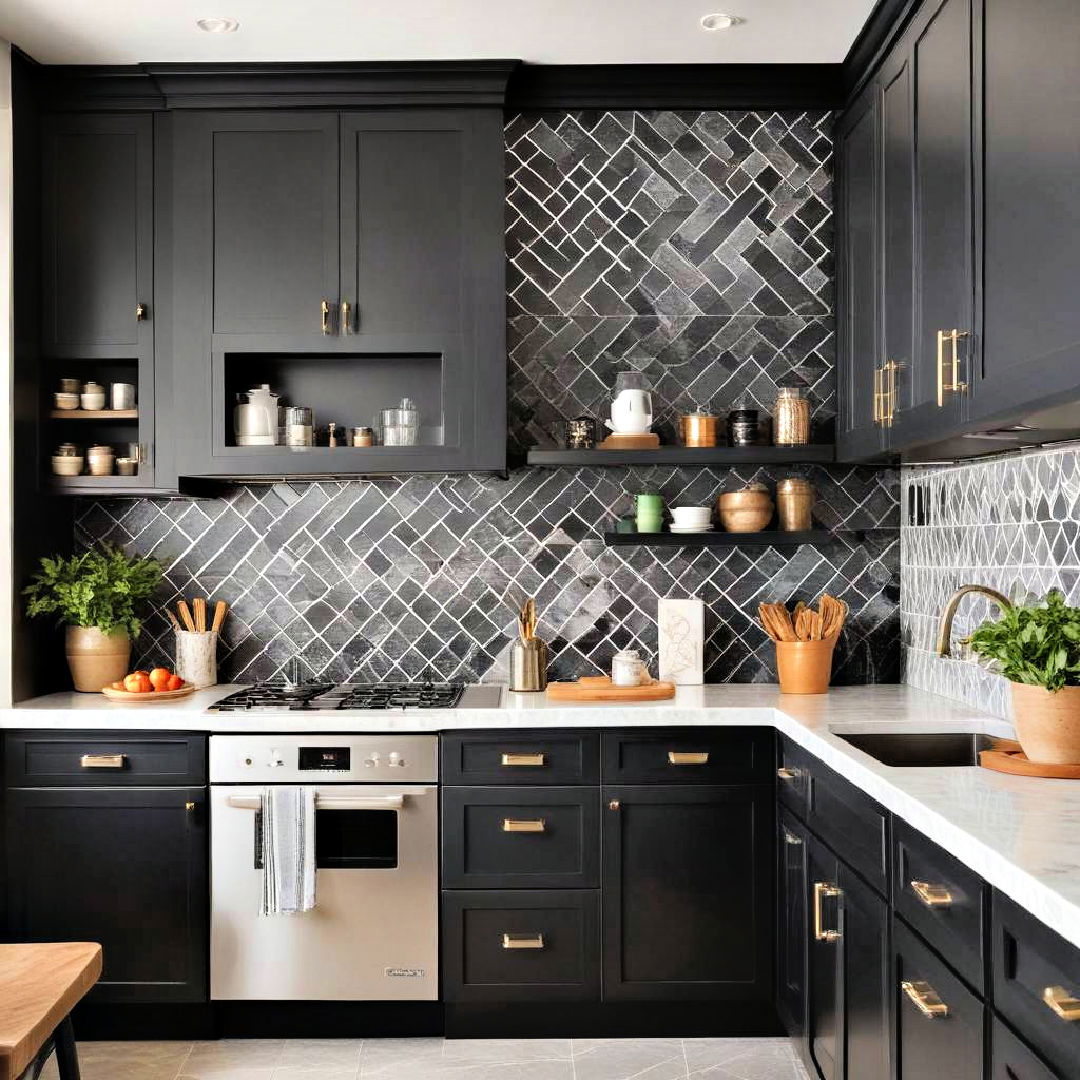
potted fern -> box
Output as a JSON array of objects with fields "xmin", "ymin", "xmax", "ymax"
[
  {"xmin": 24, "ymin": 547, "xmax": 163, "ymax": 692},
  {"xmin": 969, "ymin": 589, "xmax": 1080, "ymax": 764}
]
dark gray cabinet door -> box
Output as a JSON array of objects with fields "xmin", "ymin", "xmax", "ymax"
[
  {"xmin": 601, "ymin": 784, "xmax": 772, "ymax": 1002},
  {"xmin": 911, "ymin": 0, "xmax": 973, "ymax": 435},
  {"xmin": 4, "ymin": 785, "xmax": 208, "ymax": 1003},
  {"xmin": 777, "ymin": 811, "xmax": 810, "ymax": 1068},
  {"xmin": 175, "ymin": 111, "xmax": 340, "ymax": 341},
  {"xmin": 341, "ymin": 111, "xmax": 470, "ymax": 337},
  {"xmin": 973, "ymin": 0, "xmax": 1080, "ymax": 422},
  {"xmin": 807, "ymin": 836, "xmax": 842, "ymax": 1080},
  {"xmin": 836, "ymin": 80, "xmax": 885, "ymax": 462},
  {"xmin": 41, "ymin": 113, "xmax": 154, "ymax": 359}
]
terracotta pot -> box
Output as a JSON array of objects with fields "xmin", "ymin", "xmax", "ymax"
[
  {"xmin": 776, "ymin": 637, "xmax": 837, "ymax": 695},
  {"xmin": 1010, "ymin": 682, "xmax": 1080, "ymax": 765},
  {"xmin": 65, "ymin": 625, "xmax": 131, "ymax": 693},
  {"xmin": 717, "ymin": 489, "xmax": 774, "ymax": 533}
]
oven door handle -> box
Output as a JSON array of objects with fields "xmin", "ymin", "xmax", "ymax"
[{"xmin": 225, "ymin": 793, "xmax": 408, "ymax": 811}]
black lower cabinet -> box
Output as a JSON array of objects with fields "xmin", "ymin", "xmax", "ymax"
[
  {"xmin": 4, "ymin": 785, "xmax": 208, "ymax": 1003},
  {"xmin": 991, "ymin": 1017, "xmax": 1062, "ymax": 1080},
  {"xmin": 807, "ymin": 837, "xmax": 843, "ymax": 1080},
  {"xmin": 601, "ymin": 784, "xmax": 772, "ymax": 1004},
  {"xmin": 776, "ymin": 810, "xmax": 809, "ymax": 1044},
  {"xmin": 894, "ymin": 920, "xmax": 984, "ymax": 1080}
]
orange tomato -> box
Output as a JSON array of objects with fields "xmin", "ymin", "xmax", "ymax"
[
  {"xmin": 149, "ymin": 667, "xmax": 172, "ymax": 691},
  {"xmin": 124, "ymin": 672, "xmax": 152, "ymax": 694},
  {"xmin": 166, "ymin": 674, "xmax": 184, "ymax": 692}
]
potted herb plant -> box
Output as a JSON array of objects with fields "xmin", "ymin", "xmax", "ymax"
[
  {"xmin": 24, "ymin": 547, "xmax": 163, "ymax": 692},
  {"xmin": 969, "ymin": 589, "xmax": 1080, "ymax": 764}
]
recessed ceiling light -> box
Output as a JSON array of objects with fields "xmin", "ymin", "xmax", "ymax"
[
  {"xmin": 196, "ymin": 16, "xmax": 240, "ymax": 33},
  {"xmin": 700, "ymin": 13, "xmax": 740, "ymax": 31}
]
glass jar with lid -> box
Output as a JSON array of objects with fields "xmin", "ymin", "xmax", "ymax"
[{"xmin": 773, "ymin": 387, "xmax": 811, "ymax": 446}]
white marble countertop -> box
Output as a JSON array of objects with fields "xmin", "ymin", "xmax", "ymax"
[{"xmin": 5, "ymin": 683, "xmax": 1080, "ymax": 953}]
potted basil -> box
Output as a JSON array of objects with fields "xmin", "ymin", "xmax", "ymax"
[
  {"xmin": 969, "ymin": 589, "xmax": 1080, "ymax": 764},
  {"xmin": 24, "ymin": 547, "xmax": 162, "ymax": 692}
]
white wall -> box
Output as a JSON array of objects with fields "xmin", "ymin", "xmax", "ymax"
[{"xmin": 0, "ymin": 42, "xmax": 13, "ymax": 707}]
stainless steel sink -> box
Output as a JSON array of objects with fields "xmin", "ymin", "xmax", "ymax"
[{"xmin": 834, "ymin": 730, "xmax": 1000, "ymax": 767}]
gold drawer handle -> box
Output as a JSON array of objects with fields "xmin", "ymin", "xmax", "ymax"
[
  {"xmin": 80, "ymin": 753, "xmax": 126, "ymax": 769},
  {"xmin": 320, "ymin": 299, "xmax": 331, "ymax": 334},
  {"xmin": 813, "ymin": 881, "xmax": 842, "ymax": 943},
  {"xmin": 911, "ymin": 880, "xmax": 953, "ymax": 908},
  {"xmin": 1043, "ymin": 986, "xmax": 1080, "ymax": 1021},
  {"xmin": 502, "ymin": 933, "xmax": 544, "ymax": 950},
  {"xmin": 502, "ymin": 818, "xmax": 546, "ymax": 833},
  {"xmin": 777, "ymin": 766, "xmax": 800, "ymax": 780},
  {"xmin": 783, "ymin": 829, "xmax": 803, "ymax": 846},
  {"xmin": 668, "ymin": 751, "xmax": 709, "ymax": 765},
  {"xmin": 501, "ymin": 752, "xmax": 545, "ymax": 767},
  {"xmin": 902, "ymin": 979, "xmax": 949, "ymax": 1019}
]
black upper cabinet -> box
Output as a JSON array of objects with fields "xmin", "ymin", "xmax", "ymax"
[
  {"xmin": 201, "ymin": 113, "xmax": 341, "ymax": 340},
  {"xmin": 973, "ymin": 0, "xmax": 1080, "ymax": 423},
  {"xmin": 5, "ymin": 784, "xmax": 208, "ymax": 1003},
  {"xmin": 41, "ymin": 113, "xmax": 154, "ymax": 358},
  {"xmin": 170, "ymin": 107, "xmax": 506, "ymax": 477},
  {"xmin": 835, "ymin": 80, "xmax": 884, "ymax": 461},
  {"xmin": 601, "ymin": 783, "xmax": 772, "ymax": 1003}
]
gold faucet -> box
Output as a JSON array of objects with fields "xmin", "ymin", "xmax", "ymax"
[{"xmin": 936, "ymin": 585, "xmax": 1013, "ymax": 658}]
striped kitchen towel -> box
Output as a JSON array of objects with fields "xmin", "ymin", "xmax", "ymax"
[{"xmin": 260, "ymin": 785, "xmax": 316, "ymax": 915}]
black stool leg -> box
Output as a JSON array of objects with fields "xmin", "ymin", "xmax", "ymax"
[{"xmin": 53, "ymin": 1016, "xmax": 80, "ymax": 1080}]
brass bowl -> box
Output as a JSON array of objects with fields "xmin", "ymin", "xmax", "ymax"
[{"xmin": 717, "ymin": 490, "xmax": 774, "ymax": 533}]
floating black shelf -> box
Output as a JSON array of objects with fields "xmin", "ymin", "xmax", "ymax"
[
  {"xmin": 526, "ymin": 445, "xmax": 836, "ymax": 467},
  {"xmin": 604, "ymin": 529, "xmax": 841, "ymax": 548}
]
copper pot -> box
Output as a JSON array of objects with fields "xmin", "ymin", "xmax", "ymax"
[
  {"xmin": 717, "ymin": 486, "xmax": 773, "ymax": 533},
  {"xmin": 678, "ymin": 410, "xmax": 719, "ymax": 447}
]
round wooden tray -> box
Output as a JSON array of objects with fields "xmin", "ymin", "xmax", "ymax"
[
  {"xmin": 101, "ymin": 684, "xmax": 195, "ymax": 703},
  {"xmin": 980, "ymin": 740, "xmax": 1080, "ymax": 779}
]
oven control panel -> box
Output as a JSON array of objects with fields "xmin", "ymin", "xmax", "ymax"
[{"xmin": 209, "ymin": 734, "xmax": 438, "ymax": 783}]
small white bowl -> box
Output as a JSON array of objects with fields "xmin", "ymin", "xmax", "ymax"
[
  {"xmin": 54, "ymin": 392, "xmax": 80, "ymax": 410},
  {"xmin": 51, "ymin": 456, "xmax": 84, "ymax": 477},
  {"xmin": 671, "ymin": 505, "xmax": 713, "ymax": 523}
]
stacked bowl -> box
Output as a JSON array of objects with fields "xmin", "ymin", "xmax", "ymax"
[{"xmin": 670, "ymin": 506, "xmax": 713, "ymax": 534}]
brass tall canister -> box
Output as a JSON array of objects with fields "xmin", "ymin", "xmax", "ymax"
[{"xmin": 776, "ymin": 477, "xmax": 814, "ymax": 531}]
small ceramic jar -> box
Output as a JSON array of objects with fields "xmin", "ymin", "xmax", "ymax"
[
  {"xmin": 86, "ymin": 444, "xmax": 115, "ymax": 476},
  {"xmin": 54, "ymin": 391, "xmax": 80, "ymax": 410},
  {"xmin": 612, "ymin": 649, "xmax": 648, "ymax": 687},
  {"xmin": 80, "ymin": 381, "xmax": 106, "ymax": 411}
]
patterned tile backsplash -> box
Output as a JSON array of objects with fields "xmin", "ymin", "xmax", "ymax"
[
  {"xmin": 79, "ymin": 466, "xmax": 899, "ymax": 685},
  {"xmin": 74, "ymin": 109, "xmax": 903, "ymax": 686},
  {"xmin": 902, "ymin": 447, "xmax": 1080, "ymax": 717}
]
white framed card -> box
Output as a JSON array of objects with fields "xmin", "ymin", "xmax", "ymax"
[{"xmin": 657, "ymin": 598, "xmax": 704, "ymax": 684}]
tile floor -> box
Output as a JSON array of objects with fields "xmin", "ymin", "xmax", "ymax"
[{"xmin": 39, "ymin": 1037, "xmax": 810, "ymax": 1080}]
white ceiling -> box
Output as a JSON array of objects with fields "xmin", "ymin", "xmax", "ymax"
[{"xmin": 0, "ymin": 0, "xmax": 877, "ymax": 67}]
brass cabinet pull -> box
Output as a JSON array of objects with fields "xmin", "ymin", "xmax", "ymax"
[
  {"xmin": 340, "ymin": 300, "xmax": 351, "ymax": 334},
  {"xmin": 937, "ymin": 329, "xmax": 970, "ymax": 404},
  {"xmin": 320, "ymin": 299, "xmax": 331, "ymax": 334},
  {"xmin": 501, "ymin": 752, "xmax": 545, "ymax": 767},
  {"xmin": 910, "ymin": 880, "xmax": 953, "ymax": 908},
  {"xmin": 185, "ymin": 801, "xmax": 196, "ymax": 811},
  {"xmin": 813, "ymin": 881, "xmax": 842, "ymax": 942},
  {"xmin": 135, "ymin": 302, "xmax": 147, "ymax": 321},
  {"xmin": 882, "ymin": 360, "xmax": 901, "ymax": 427},
  {"xmin": 873, "ymin": 365, "xmax": 883, "ymax": 424},
  {"xmin": 783, "ymin": 829, "xmax": 803, "ymax": 846},
  {"xmin": 902, "ymin": 979, "xmax": 949, "ymax": 1019},
  {"xmin": 1043, "ymin": 985, "xmax": 1080, "ymax": 1021},
  {"xmin": 609, "ymin": 799, "xmax": 620, "ymax": 811},
  {"xmin": 777, "ymin": 766, "xmax": 800, "ymax": 781},
  {"xmin": 502, "ymin": 933, "xmax": 544, "ymax": 950},
  {"xmin": 80, "ymin": 753, "xmax": 126, "ymax": 769},
  {"xmin": 502, "ymin": 818, "xmax": 546, "ymax": 833},
  {"xmin": 668, "ymin": 751, "xmax": 709, "ymax": 765}
]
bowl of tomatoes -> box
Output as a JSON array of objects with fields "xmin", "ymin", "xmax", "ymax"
[{"xmin": 101, "ymin": 667, "xmax": 194, "ymax": 701}]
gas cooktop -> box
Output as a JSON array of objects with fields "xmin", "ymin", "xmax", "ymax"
[{"xmin": 208, "ymin": 681, "xmax": 501, "ymax": 712}]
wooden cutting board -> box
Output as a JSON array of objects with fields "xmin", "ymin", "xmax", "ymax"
[
  {"xmin": 599, "ymin": 432, "xmax": 660, "ymax": 450},
  {"xmin": 980, "ymin": 740, "xmax": 1080, "ymax": 779},
  {"xmin": 547, "ymin": 675, "xmax": 676, "ymax": 702}
]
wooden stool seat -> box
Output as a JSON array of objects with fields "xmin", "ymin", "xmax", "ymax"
[{"xmin": 0, "ymin": 943, "xmax": 102, "ymax": 1080}]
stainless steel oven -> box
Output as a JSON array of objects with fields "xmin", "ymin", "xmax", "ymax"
[{"xmin": 209, "ymin": 734, "xmax": 438, "ymax": 1001}]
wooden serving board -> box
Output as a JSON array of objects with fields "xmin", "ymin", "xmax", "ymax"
[
  {"xmin": 101, "ymin": 684, "xmax": 195, "ymax": 703},
  {"xmin": 599, "ymin": 432, "xmax": 660, "ymax": 450},
  {"xmin": 980, "ymin": 740, "xmax": 1080, "ymax": 779},
  {"xmin": 547, "ymin": 675, "xmax": 676, "ymax": 702}
]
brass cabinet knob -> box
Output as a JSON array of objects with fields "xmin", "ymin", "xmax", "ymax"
[
  {"xmin": 777, "ymin": 767, "xmax": 800, "ymax": 781},
  {"xmin": 135, "ymin": 302, "xmax": 148, "ymax": 321},
  {"xmin": 185, "ymin": 801, "xmax": 196, "ymax": 811},
  {"xmin": 609, "ymin": 799, "xmax": 620, "ymax": 811}
]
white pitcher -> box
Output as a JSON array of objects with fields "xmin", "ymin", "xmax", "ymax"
[{"xmin": 607, "ymin": 388, "xmax": 653, "ymax": 434}]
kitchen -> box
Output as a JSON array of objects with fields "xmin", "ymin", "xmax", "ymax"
[{"xmin": 0, "ymin": 1, "xmax": 1079, "ymax": 1079}]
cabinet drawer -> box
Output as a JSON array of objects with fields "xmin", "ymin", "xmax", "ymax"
[
  {"xmin": 441, "ymin": 732, "xmax": 599, "ymax": 785},
  {"xmin": 442, "ymin": 787, "xmax": 599, "ymax": 889},
  {"xmin": 441, "ymin": 889, "xmax": 600, "ymax": 1002},
  {"xmin": 895, "ymin": 919, "xmax": 984, "ymax": 1080},
  {"xmin": 808, "ymin": 756, "xmax": 888, "ymax": 894},
  {"xmin": 991, "ymin": 1017, "xmax": 1061, "ymax": 1080},
  {"xmin": 992, "ymin": 890, "xmax": 1080, "ymax": 1080},
  {"xmin": 893, "ymin": 818, "xmax": 986, "ymax": 994},
  {"xmin": 4, "ymin": 732, "xmax": 207, "ymax": 786},
  {"xmin": 601, "ymin": 728, "xmax": 773, "ymax": 784},
  {"xmin": 776, "ymin": 736, "xmax": 813, "ymax": 815}
]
